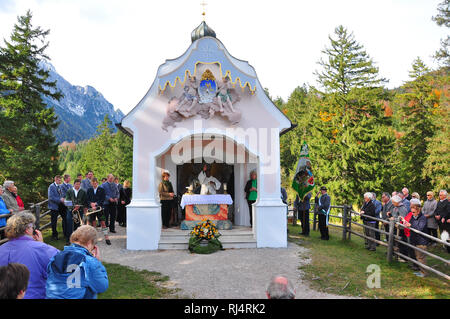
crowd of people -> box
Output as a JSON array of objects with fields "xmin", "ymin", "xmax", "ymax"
[
  {"xmin": 294, "ymin": 186, "xmax": 450, "ymax": 278},
  {"xmin": 47, "ymin": 171, "xmax": 132, "ymax": 245},
  {"xmin": 0, "ymin": 171, "xmax": 131, "ymax": 298},
  {"xmin": 0, "ymin": 212, "xmax": 108, "ymax": 299}
]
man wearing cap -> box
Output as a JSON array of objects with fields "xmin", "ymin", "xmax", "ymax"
[{"xmin": 315, "ymin": 186, "xmax": 330, "ymax": 240}]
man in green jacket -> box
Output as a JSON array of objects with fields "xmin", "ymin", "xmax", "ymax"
[{"xmin": 65, "ymin": 179, "xmax": 88, "ymax": 244}]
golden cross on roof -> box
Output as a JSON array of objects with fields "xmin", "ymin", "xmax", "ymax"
[{"xmin": 200, "ymin": 0, "xmax": 207, "ymax": 20}]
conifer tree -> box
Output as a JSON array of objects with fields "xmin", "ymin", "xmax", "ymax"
[
  {"xmin": 311, "ymin": 25, "xmax": 395, "ymax": 204},
  {"xmin": 395, "ymin": 58, "xmax": 441, "ymax": 194},
  {"xmin": 0, "ymin": 10, "xmax": 62, "ymax": 201},
  {"xmin": 432, "ymin": 0, "xmax": 450, "ymax": 67}
]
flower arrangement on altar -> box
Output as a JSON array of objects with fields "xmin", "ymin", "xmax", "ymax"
[{"xmin": 188, "ymin": 219, "xmax": 223, "ymax": 254}]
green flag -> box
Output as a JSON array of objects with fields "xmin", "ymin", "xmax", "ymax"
[{"xmin": 292, "ymin": 142, "xmax": 315, "ymax": 200}]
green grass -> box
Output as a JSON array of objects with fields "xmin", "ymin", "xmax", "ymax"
[
  {"xmin": 288, "ymin": 223, "xmax": 450, "ymax": 299},
  {"xmin": 98, "ymin": 263, "xmax": 180, "ymax": 299},
  {"xmin": 41, "ymin": 223, "xmax": 181, "ymax": 299}
]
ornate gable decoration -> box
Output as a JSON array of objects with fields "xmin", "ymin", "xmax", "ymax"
[{"xmin": 160, "ymin": 37, "xmax": 257, "ymax": 131}]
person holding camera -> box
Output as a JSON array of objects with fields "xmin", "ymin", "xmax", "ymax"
[
  {"xmin": 0, "ymin": 212, "xmax": 59, "ymax": 299},
  {"xmin": 46, "ymin": 225, "xmax": 109, "ymax": 299}
]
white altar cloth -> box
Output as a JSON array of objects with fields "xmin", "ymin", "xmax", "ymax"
[{"xmin": 180, "ymin": 194, "xmax": 233, "ymax": 209}]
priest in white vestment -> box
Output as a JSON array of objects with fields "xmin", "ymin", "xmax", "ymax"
[{"xmin": 198, "ymin": 164, "xmax": 221, "ymax": 195}]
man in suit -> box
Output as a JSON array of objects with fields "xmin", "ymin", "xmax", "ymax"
[
  {"xmin": 48, "ymin": 175, "xmax": 67, "ymax": 240},
  {"xmin": 65, "ymin": 179, "xmax": 88, "ymax": 244},
  {"xmin": 315, "ymin": 186, "xmax": 330, "ymax": 240},
  {"xmin": 60, "ymin": 174, "xmax": 73, "ymax": 242},
  {"xmin": 81, "ymin": 171, "xmax": 93, "ymax": 191},
  {"xmin": 87, "ymin": 178, "xmax": 111, "ymax": 245},
  {"xmin": 102, "ymin": 174, "xmax": 119, "ymax": 233}
]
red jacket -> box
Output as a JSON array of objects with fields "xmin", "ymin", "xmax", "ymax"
[
  {"xmin": 403, "ymin": 212, "xmax": 413, "ymax": 237},
  {"xmin": 16, "ymin": 195, "xmax": 24, "ymax": 209}
]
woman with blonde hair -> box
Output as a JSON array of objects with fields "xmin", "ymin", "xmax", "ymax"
[
  {"xmin": 0, "ymin": 212, "xmax": 59, "ymax": 299},
  {"xmin": 117, "ymin": 180, "xmax": 132, "ymax": 227},
  {"xmin": 46, "ymin": 225, "xmax": 109, "ymax": 299}
]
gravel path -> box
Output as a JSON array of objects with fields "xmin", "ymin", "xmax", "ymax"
[{"xmin": 99, "ymin": 225, "xmax": 351, "ymax": 299}]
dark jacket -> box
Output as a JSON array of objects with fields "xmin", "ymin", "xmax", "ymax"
[
  {"xmin": 87, "ymin": 187, "xmax": 106, "ymax": 209},
  {"xmin": 294, "ymin": 193, "xmax": 311, "ymax": 211},
  {"xmin": 65, "ymin": 188, "xmax": 88, "ymax": 210},
  {"xmin": 119, "ymin": 187, "xmax": 132, "ymax": 206},
  {"xmin": 361, "ymin": 200, "xmax": 376, "ymax": 222},
  {"xmin": 281, "ymin": 187, "xmax": 288, "ymax": 205},
  {"xmin": 409, "ymin": 212, "xmax": 429, "ymax": 246},
  {"xmin": 315, "ymin": 193, "xmax": 331, "ymax": 215},
  {"xmin": 381, "ymin": 200, "xmax": 394, "ymax": 220},
  {"xmin": 435, "ymin": 199, "xmax": 450, "ymax": 231}
]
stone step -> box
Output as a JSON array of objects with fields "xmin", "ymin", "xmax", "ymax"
[
  {"xmin": 158, "ymin": 234, "xmax": 257, "ymax": 250},
  {"xmin": 159, "ymin": 236, "xmax": 255, "ymax": 243},
  {"xmin": 161, "ymin": 232, "xmax": 253, "ymax": 239},
  {"xmin": 158, "ymin": 241, "xmax": 257, "ymax": 250}
]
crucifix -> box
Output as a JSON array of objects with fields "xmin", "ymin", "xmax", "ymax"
[{"xmin": 200, "ymin": 0, "xmax": 207, "ymax": 20}]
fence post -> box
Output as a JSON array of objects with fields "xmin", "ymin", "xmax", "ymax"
[
  {"xmin": 34, "ymin": 204, "xmax": 41, "ymax": 230},
  {"xmin": 387, "ymin": 218, "xmax": 395, "ymax": 263},
  {"xmin": 342, "ymin": 204, "xmax": 348, "ymax": 240},
  {"xmin": 348, "ymin": 207, "xmax": 351, "ymax": 240}
]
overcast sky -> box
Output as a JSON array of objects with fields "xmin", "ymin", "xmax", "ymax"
[{"xmin": 0, "ymin": 0, "xmax": 447, "ymax": 114}]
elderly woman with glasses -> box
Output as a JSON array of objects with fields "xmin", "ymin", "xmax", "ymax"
[
  {"xmin": 0, "ymin": 212, "xmax": 59, "ymax": 299},
  {"xmin": 422, "ymin": 191, "xmax": 438, "ymax": 240}
]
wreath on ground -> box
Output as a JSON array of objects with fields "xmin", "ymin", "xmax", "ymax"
[{"xmin": 188, "ymin": 219, "xmax": 223, "ymax": 254}]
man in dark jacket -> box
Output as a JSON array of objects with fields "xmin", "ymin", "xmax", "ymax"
[
  {"xmin": 294, "ymin": 192, "xmax": 312, "ymax": 236},
  {"xmin": 381, "ymin": 192, "xmax": 393, "ymax": 241},
  {"xmin": 48, "ymin": 176, "xmax": 67, "ymax": 240},
  {"xmin": 102, "ymin": 174, "xmax": 119, "ymax": 233},
  {"xmin": 315, "ymin": 186, "xmax": 330, "ymax": 240},
  {"xmin": 361, "ymin": 192, "xmax": 377, "ymax": 251},
  {"xmin": 87, "ymin": 178, "xmax": 110, "ymax": 245},
  {"xmin": 65, "ymin": 179, "xmax": 88, "ymax": 243},
  {"xmin": 372, "ymin": 193, "xmax": 382, "ymax": 242},
  {"xmin": 434, "ymin": 190, "xmax": 450, "ymax": 253}
]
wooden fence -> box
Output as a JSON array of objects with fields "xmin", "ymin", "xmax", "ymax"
[
  {"xmin": 289, "ymin": 202, "xmax": 450, "ymax": 281},
  {"xmin": 0, "ymin": 199, "xmax": 52, "ymax": 245}
]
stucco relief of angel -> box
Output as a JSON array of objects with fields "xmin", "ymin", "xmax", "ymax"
[
  {"xmin": 175, "ymin": 76, "xmax": 199, "ymax": 117},
  {"xmin": 209, "ymin": 77, "xmax": 242, "ymax": 124}
]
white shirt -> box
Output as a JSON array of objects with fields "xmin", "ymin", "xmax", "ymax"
[{"xmin": 73, "ymin": 188, "xmax": 80, "ymax": 198}]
